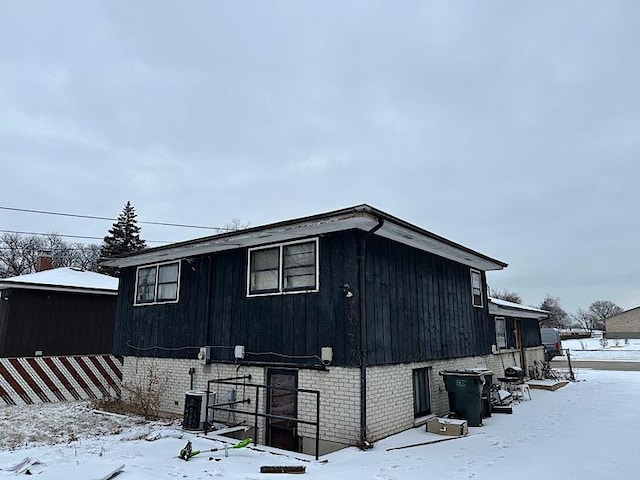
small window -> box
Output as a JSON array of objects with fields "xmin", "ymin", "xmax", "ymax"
[
  {"xmin": 412, "ymin": 368, "xmax": 431, "ymax": 417},
  {"xmin": 248, "ymin": 239, "xmax": 318, "ymax": 296},
  {"xmin": 470, "ymin": 269, "xmax": 483, "ymax": 307},
  {"xmin": 495, "ymin": 316, "xmax": 507, "ymax": 349},
  {"xmin": 283, "ymin": 242, "xmax": 316, "ymax": 290},
  {"xmin": 135, "ymin": 261, "xmax": 180, "ymax": 305},
  {"xmin": 250, "ymin": 247, "xmax": 280, "ymax": 293},
  {"xmin": 157, "ymin": 263, "xmax": 179, "ymax": 301},
  {"xmin": 136, "ymin": 266, "xmax": 157, "ymax": 304}
]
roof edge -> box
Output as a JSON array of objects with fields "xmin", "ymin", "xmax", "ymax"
[{"xmin": 100, "ymin": 204, "xmax": 508, "ymax": 270}]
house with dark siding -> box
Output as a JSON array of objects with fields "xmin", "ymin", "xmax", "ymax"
[
  {"xmin": 488, "ymin": 297, "xmax": 548, "ymax": 372},
  {"xmin": 0, "ymin": 267, "xmax": 118, "ymax": 357},
  {"xmin": 101, "ymin": 204, "xmax": 545, "ymax": 454}
]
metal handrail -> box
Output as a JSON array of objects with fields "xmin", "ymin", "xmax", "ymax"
[{"xmin": 204, "ymin": 375, "xmax": 321, "ymax": 460}]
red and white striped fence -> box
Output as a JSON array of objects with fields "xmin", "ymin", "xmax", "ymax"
[{"xmin": 0, "ymin": 355, "xmax": 122, "ymax": 406}]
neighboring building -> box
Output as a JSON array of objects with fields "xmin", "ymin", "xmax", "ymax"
[
  {"xmin": 100, "ymin": 204, "xmax": 545, "ymax": 455},
  {"xmin": 0, "ymin": 267, "xmax": 118, "ymax": 357},
  {"xmin": 605, "ymin": 306, "xmax": 640, "ymax": 339},
  {"xmin": 488, "ymin": 297, "xmax": 548, "ymax": 370}
]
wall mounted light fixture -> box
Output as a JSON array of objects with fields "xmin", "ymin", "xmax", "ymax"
[{"xmin": 339, "ymin": 283, "xmax": 353, "ymax": 298}]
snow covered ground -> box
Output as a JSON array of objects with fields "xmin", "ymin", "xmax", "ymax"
[
  {"xmin": 1, "ymin": 351, "xmax": 639, "ymax": 479},
  {"xmin": 562, "ymin": 334, "xmax": 640, "ymax": 361}
]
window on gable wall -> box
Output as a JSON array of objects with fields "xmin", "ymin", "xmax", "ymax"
[
  {"xmin": 470, "ymin": 269, "xmax": 483, "ymax": 307},
  {"xmin": 248, "ymin": 239, "xmax": 318, "ymax": 295},
  {"xmin": 135, "ymin": 261, "xmax": 180, "ymax": 305},
  {"xmin": 495, "ymin": 316, "xmax": 507, "ymax": 349}
]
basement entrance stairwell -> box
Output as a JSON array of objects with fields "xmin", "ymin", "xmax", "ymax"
[
  {"xmin": 204, "ymin": 370, "xmax": 321, "ymax": 459},
  {"xmin": 266, "ymin": 369, "xmax": 298, "ymax": 451}
]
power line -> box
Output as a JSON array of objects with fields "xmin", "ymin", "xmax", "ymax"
[
  {"xmin": 0, "ymin": 247, "xmax": 97, "ymax": 251},
  {"xmin": 0, "ymin": 229, "xmax": 168, "ymax": 244},
  {"xmin": 0, "ymin": 205, "xmax": 231, "ymax": 231}
]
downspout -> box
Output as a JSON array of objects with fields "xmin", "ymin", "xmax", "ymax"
[
  {"xmin": 204, "ymin": 256, "xmax": 213, "ymax": 353},
  {"xmin": 190, "ymin": 256, "xmax": 212, "ymax": 390},
  {"xmin": 359, "ymin": 216, "xmax": 384, "ymax": 447}
]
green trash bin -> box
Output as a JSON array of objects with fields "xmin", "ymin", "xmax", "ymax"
[{"xmin": 440, "ymin": 370, "xmax": 485, "ymax": 427}]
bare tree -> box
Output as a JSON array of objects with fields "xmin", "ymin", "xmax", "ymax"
[
  {"xmin": 572, "ymin": 300, "xmax": 623, "ymax": 334},
  {"xmin": 489, "ymin": 288, "xmax": 523, "ymax": 304},
  {"xmin": 0, "ymin": 232, "xmax": 100, "ymax": 278},
  {"xmin": 222, "ymin": 217, "xmax": 250, "ymax": 231},
  {"xmin": 588, "ymin": 300, "xmax": 623, "ymax": 331},
  {"xmin": 572, "ymin": 308, "xmax": 598, "ymax": 335},
  {"xmin": 539, "ymin": 295, "xmax": 569, "ymax": 328},
  {"xmin": 0, "ymin": 232, "xmax": 40, "ymax": 277},
  {"xmin": 72, "ymin": 243, "xmax": 101, "ymax": 271}
]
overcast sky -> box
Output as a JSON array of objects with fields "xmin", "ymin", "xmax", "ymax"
[{"xmin": 1, "ymin": 1, "xmax": 638, "ymax": 314}]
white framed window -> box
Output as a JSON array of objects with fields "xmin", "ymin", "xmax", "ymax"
[
  {"xmin": 248, "ymin": 239, "xmax": 319, "ymax": 296},
  {"xmin": 495, "ymin": 316, "xmax": 507, "ymax": 349},
  {"xmin": 135, "ymin": 261, "xmax": 180, "ymax": 305},
  {"xmin": 470, "ymin": 269, "xmax": 483, "ymax": 307}
]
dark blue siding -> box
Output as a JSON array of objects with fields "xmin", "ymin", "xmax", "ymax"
[
  {"xmin": 364, "ymin": 235, "xmax": 493, "ymax": 365},
  {"xmin": 502, "ymin": 317, "xmax": 542, "ymax": 349},
  {"xmin": 113, "ymin": 230, "xmax": 496, "ymax": 366},
  {"xmin": 1, "ymin": 289, "xmax": 115, "ymax": 357},
  {"xmin": 114, "ymin": 232, "xmax": 361, "ymax": 365}
]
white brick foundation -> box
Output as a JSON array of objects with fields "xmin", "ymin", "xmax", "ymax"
[
  {"xmin": 298, "ymin": 367, "xmax": 360, "ymax": 447},
  {"xmin": 122, "ymin": 346, "xmax": 545, "ymax": 451},
  {"xmin": 364, "ymin": 346, "xmax": 545, "ymax": 442}
]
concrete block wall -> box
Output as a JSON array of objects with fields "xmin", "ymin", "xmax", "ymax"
[
  {"xmin": 427, "ymin": 356, "xmax": 491, "ymax": 417},
  {"xmin": 362, "ymin": 347, "xmax": 546, "ymax": 443},
  {"xmin": 524, "ymin": 346, "xmax": 546, "ymax": 374},
  {"xmin": 309, "ymin": 356, "xmax": 496, "ymax": 444},
  {"xmin": 123, "ymin": 346, "xmax": 544, "ymax": 449},
  {"xmin": 297, "ymin": 367, "xmax": 360, "ymax": 447},
  {"xmin": 122, "ymin": 357, "xmax": 265, "ymax": 439},
  {"xmin": 123, "ymin": 358, "xmax": 362, "ymax": 449},
  {"xmin": 484, "ymin": 346, "xmax": 546, "ymax": 378},
  {"xmin": 366, "ymin": 355, "xmax": 493, "ymax": 432},
  {"xmin": 366, "ymin": 363, "xmax": 416, "ymax": 441}
]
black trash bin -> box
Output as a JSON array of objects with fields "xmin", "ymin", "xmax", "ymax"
[{"xmin": 440, "ymin": 370, "xmax": 485, "ymax": 427}]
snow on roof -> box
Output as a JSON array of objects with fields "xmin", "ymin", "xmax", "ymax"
[
  {"xmin": 0, "ymin": 267, "xmax": 118, "ymax": 294},
  {"xmin": 489, "ymin": 297, "xmax": 547, "ymax": 313},
  {"xmin": 488, "ymin": 297, "xmax": 549, "ymax": 319}
]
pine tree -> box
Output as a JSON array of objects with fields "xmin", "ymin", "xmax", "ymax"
[{"xmin": 99, "ymin": 201, "xmax": 146, "ymax": 275}]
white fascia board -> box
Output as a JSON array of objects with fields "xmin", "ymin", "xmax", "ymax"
[
  {"xmin": 104, "ymin": 213, "xmax": 373, "ymax": 268},
  {"xmin": 0, "ymin": 282, "xmax": 118, "ymax": 296},
  {"xmin": 102, "ymin": 208, "xmax": 506, "ymax": 271},
  {"xmin": 375, "ymin": 223, "xmax": 505, "ymax": 271},
  {"xmin": 488, "ymin": 303, "xmax": 548, "ymax": 320}
]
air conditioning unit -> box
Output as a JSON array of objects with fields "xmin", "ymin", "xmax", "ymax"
[
  {"xmin": 183, "ymin": 390, "xmax": 216, "ymax": 431},
  {"xmin": 197, "ymin": 346, "xmax": 212, "ymax": 365}
]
